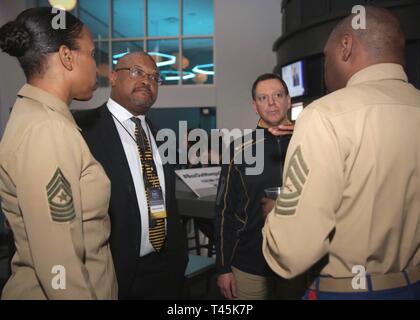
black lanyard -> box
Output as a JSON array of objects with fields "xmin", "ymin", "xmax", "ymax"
[{"xmin": 111, "ymin": 113, "xmax": 155, "ymax": 157}]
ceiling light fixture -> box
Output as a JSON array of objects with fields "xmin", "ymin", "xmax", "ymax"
[
  {"xmin": 148, "ymin": 52, "xmax": 176, "ymax": 67},
  {"xmin": 48, "ymin": 0, "xmax": 77, "ymax": 11},
  {"xmin": 192, "ymin": 63, "xmax": 215, "ymax": 75},
  {"xmin": 160, "ymin": 70, "xmax": 196, "ymax": 81}
]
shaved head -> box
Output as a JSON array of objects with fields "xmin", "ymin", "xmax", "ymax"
[
  {"xmin": 109, "ymin": 51, "xmax": 159, "ymax": 115},
  {"xmin": 114, "ymin": 52, "xmax": 156, "ymax": 69},
  {"xmin": 324, "ymin": 6, "xmax": 406, "ymax": 93},
  {"xmin": 330, "ymin": 6, "xmax": 405, "ymax": 64}
]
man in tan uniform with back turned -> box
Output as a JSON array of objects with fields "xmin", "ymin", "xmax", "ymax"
[{"xmin": 263, "ymin": 6, "xmax": 420, "ymax": 299}]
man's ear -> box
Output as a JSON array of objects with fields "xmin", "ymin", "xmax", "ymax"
[
  {"xmin": 109, "ymin": 71, "xmax": 117, "ymax": 86},
  {"xmin": 287, "ymin": 95, "xmax": 291, "ymax": 110},
  {"xmin": 58, "ymin": 45, "xmax": 73, "ymax": 71},
  {"xmin": 252, "ymin": 100, "xmax": 258, "ymax": 114},
  {"xmin": 340, "ymin": 34, "xmax": 353, "ymax": 62}
]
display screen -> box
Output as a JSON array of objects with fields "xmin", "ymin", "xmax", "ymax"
[{"xmin": 281, "ymin": 60, "xmax": 305, "ymax": 98}]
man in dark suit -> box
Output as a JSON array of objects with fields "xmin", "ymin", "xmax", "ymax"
[{"xmin": 74, "ymin": 52, "xmax": 188, "ymax": 300}]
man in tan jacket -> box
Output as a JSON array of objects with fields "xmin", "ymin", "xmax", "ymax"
[{"xmin": 263, "ymin": 6, "xmax": 420, "ymax": 299}]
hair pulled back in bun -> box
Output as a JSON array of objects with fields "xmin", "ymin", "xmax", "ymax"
[
  {"xmin": 0, "ymin": 21, "xmax": 31, "ymax": 57},
  {"xmin": 0, "ymin": 7, "xmax": 84, "ymax": 79}
]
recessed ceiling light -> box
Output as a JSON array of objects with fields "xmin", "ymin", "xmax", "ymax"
[{"xmin": 48, "ymin": 0, "xmax": 77, "ymax": 11}]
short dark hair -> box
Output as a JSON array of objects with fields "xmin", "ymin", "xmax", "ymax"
[
  {"xmin": 252, "ymin": 73, "xmax": 289, "ymax": 100},
  {"xmin": 330, "ymin": 6, "xmax": 405, "ymax": 65},
  {"xmin": 0, "ymin": 7, "xmax": 84, "ymax": 79}
]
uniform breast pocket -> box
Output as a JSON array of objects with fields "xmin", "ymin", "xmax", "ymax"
[{"xmin": 80, "ymin": 163, "xmax": 111, "ymax": 221}]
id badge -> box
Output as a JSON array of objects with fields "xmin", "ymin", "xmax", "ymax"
[{"xmin": 148, "ymin": 187, "xmax": 167, "ymax": 220}]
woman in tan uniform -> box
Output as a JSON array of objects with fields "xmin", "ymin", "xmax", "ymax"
[{"xmin": 0, "ymin": 7, "xmax": 117, "ymax": 299}]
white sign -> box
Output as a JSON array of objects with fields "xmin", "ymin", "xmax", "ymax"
[{"xmin": 175, "ymin": 167, "xmax": 221, "ymax": 198}]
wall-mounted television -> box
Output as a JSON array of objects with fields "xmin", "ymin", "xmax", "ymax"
[{"xmin": 281, "ymin": 60, "xmax": 305, "ymax": 98}]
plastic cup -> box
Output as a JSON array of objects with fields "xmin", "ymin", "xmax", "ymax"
[{"xmin": 264, "ymin": 187, "xmax": 281, "ymax": 200}]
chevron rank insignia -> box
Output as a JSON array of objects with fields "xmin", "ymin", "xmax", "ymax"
[
  {"xmin": 275, "ymin": 146, "xmax": 309, "ymax": 216},
  {"xmin": 46, "ymin": 168, "xmax": 75, "ymax": 223}
]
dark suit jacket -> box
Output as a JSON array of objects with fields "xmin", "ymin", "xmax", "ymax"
[{"xmin": 73, "ymin": 104, "xmax": 187, "ymax": 299}]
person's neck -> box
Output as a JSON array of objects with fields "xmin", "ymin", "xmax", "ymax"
[
  {"xmin": 257, "ymin": 118, "xmax": 285, "ymax": 129},
  {"xmin": 257, "ymin": 119, "xmax": 270, "ymax": 128},
  {"xmin": 28, "ymin": 77, "xmax": 71, "ymax": 106},
  {"xmin": 110, "ymin": 94, "xmax": 147, "ymax": 117},
  {"xmin": 346, "ymin": 55, "xmax": 403, "ymax": 87}
]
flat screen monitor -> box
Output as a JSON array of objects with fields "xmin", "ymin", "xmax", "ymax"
[{"xmin": 281, "ymin": 60, "xmax": 305, "ymax": 98}]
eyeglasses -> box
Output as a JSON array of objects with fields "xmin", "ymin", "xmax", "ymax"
[
  {"xmin": 256, "ymin": 91, "xmax": 287, "ymax": 104},
  {"xmin": 115, "ymin": 66, "xmax": 163, "ymax": 85}
]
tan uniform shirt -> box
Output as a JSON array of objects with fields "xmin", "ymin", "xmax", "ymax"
[
  {"xmin": 0, "ymin": 85, "xmax": 118, "ymax": 299},
  {"xmin": 263, "ymin": 63, "xmax": 420, "ymax": 279}
]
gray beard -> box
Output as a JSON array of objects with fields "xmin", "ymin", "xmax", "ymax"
[{"xmin": 131, "ymin": 96, "xmax": 153, "ymax": 109}]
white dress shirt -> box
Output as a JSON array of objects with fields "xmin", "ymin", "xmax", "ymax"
[{"xmin": 107, "ymin": 98, "xmax": 166, "ymax": 256}]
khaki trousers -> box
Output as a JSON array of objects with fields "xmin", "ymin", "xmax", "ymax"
[{"xmin": 232, "ymin": 266, "xmax": 272, "ymax": 300}]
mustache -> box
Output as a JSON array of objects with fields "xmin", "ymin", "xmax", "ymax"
[{"xmin": 132, "ymin": 86, "xmax": 152, "ymax": 95}]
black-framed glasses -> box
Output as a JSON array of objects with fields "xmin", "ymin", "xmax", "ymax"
[{"xmin": 115, "ymin": 66, "xmax": 163, "ymax": 85}]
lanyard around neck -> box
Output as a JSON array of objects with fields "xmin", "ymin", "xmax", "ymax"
[{"xmin": 111, "ymin": 113, "xmax": 154, "ymax": 154}]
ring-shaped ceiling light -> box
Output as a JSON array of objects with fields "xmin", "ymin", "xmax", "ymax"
[
  {"xmin": 148, "ymin": 52, "xmax": 176, "ymax": 67},
  {"xmin": 160, "ymin": 70, "xmax": 196, "ymax": 81},
  {"xmin": 192, "ymin": 63, "xmax": 215, "ymax": 75}
]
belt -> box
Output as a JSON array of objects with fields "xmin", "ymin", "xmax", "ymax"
[{"xmin": 309, "ymin": 267, "xmax": 420, "ymax": 293}]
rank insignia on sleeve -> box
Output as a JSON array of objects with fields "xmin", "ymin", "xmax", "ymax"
[
  {"xmin": 46, "ymin": 168, "xmax": 75, "ymax": 222},
  {"xmin": 275, "ymin": 145, "xmax": 309, "ymax": 216}
]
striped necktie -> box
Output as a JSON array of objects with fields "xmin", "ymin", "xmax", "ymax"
[{"xmin": 131, "ymin": 117, "xmax": 166, "ymax": 252}]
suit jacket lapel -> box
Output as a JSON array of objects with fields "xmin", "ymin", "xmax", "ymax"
[{"xmin": 99, "ymin": 105, "xmax": 139, "ymax": 207}]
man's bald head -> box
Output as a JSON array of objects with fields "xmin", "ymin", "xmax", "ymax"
[
  {"xmin": 114, "ymin": 51, "xmax": 156, "ymax": 69},
  {"xmin": 109, "ymin": 51, "xmax": 160, "ymax": 116},
  {"xmin": 324, "ymin": 6, "xmax": 406, "ymax": 93},
  {"xmin": 330, "ymin": 6, "xmax": 405, "ymax": 64}
]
